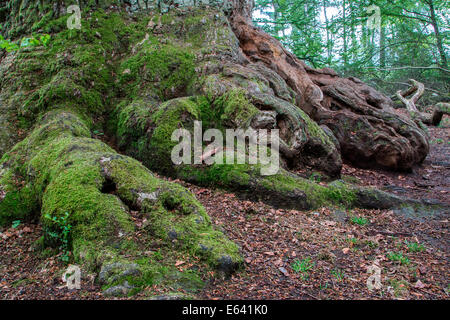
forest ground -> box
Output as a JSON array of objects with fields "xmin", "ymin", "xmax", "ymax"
[{"xmin": 1, "ymin": 112, "xmax": 448, "ymax": 300}]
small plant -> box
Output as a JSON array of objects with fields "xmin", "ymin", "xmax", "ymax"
[
  {"xmin": 291, "ymin": 258, "xmax": 315, "ymax": 280},
  {"xmin": 93, "ymin": 129, "xmax": 104, "ymax": 136},
  {"xmin": 309, "ymin": 172, "xmax": 322, "ymax": 182},
  {"xmin": 387, "ymin": 251, "xmax": 410, "ymax": 265},
  {"xmin": 431, "ymin": 138, "xmax": 444, "ymax": 144},
  {"xmin": 39, "ymin": 34, "xmax": 51, "ymax": 47},
  {"xmin": 350, "ymin": 216, "xmax": 369, "ymax": 226},
  {"xmin": 43, "ymin": 212, "xmax": 72, "ymax": 263},
  {"xmin": 405, "ymin": 240, "xmax": 425, "ymax": 253},
  {"xmin": 0, "ymin": 34, "xmax": 19, "ymax": 52},
  {"xmin": 20, "ymin": 36, "xmax": 40, "ymax": 48},
  {"xmin": 365, "ymin": 240, "xmax": 378, "ymax": 248},
  {"xmin": 388, "ymin": 278, "xmax": 409, "ymax": 298},
  {"xmin": 153, "ymin": 249, "xmax": 163, "ymax": 261},
  {"xmin": 11, "ymin": 220, "xmax": 21, "ymax": 228},
  {"xmin": 346, "ymin": 237, "xmax": 358, "ymax": 246},
  {"xmin": 331, "ymin": 268, "xmax": 345, "ymax": 282},
  {"xmin": 319, "ymin": 282, "xmax": 329, "ymax": 291}
]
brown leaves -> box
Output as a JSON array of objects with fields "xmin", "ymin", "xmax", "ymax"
[{"xmin": 278, "ymin": 267, "xmax": 289, "ymax": 277}]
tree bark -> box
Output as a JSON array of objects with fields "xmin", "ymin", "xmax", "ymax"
[{"xmin": 230, "ymin": 4, "xmax": 429, "ymax": 171}]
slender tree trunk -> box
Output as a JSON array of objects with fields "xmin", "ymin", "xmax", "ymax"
[
  {"xmin": 380, "ymin": 23, "xmax": 386, "ymax": 69},
  {"xmin": 323, "ymin": 0, "xmax": 331, "ymax": 62},
  {"xmin": 342, "ymin": 0, "xmax": 348, "ymax": 67}
]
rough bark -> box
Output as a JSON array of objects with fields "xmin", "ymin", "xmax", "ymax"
[{"xmin": 230, "ymin": 9, "xmax": 429, "ymax": 171}]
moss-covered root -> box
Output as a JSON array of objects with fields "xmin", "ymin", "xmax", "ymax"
[
  {"xmin": 111, "ymin": 96, "xmax": 410, "ymax": 211},
  {"xmin": 178, "ymin": 163, "xmax": 428, "ymax": 211},
  {"xmin": 0, "ymin": 109, "xmax": 242, "ymax": 296}
]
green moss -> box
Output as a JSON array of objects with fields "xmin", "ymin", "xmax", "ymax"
[
  {"xmin": 0, "ymin": 4, "xmax": 244, "ymax": 297},
  {"xmin": 300, "ymin": 108, "xmax": 332, "ymax": 145},
  {"xmin": 177, "ymin": 162, "xmax": 357, "ymax": 210},
  {"xmin": 178, "ymin": 162, "xmax": 252, "ymax": 187},
  {"xmin": 1, "ymin": 107, "xmax": 242, "ymax": 293},
  {"xmin": 214, "ymin": 89, "xmax": 259, "ymax": 128},
  {"xmin": 0, "ymin": 185, "xmax": 38, "ymax": 226},
  {"xmin": 119, "ymin": 41, "xmax": 196, "ymax": 100},
  {"xmin": 325, "ymin": 180, "xmax": 358, "ymax": 206},
  {"xmin": 24, "ymin": 70, "xmax": 103, "ymax": 118},
  {"xmin": 147, "ymin": 97, "xmax": 201, "ymax": 173},
  {"xmin": 116, "ymin": 99, "xmax": 155, "ymax": 146}
]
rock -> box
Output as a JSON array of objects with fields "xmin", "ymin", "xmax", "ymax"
[
  {"xmin": 279, "ymin": 267, "xmax": 289, "ymax": 276},
  {"xmin": 103, "ymin": 281, "xmax": 133, "ymax": 297},
  {"xmin": 216, "ymin": 255, "xmax": 238, "ymax": 275},
  {"xmin": 98, "ymin": 262, "xmax": 141, "ymax": 285}
]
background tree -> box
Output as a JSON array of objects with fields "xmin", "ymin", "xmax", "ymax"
[{"xmin": 254, "ymin": 0, "xmax": 449, "ymax": 106}]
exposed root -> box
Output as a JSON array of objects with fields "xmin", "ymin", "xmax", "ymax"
[{"xmin": 0, "ymin": 110, "xmax": 242, "ymax": 296}]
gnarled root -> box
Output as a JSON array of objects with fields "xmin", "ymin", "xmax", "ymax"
[
  {"xmin": 0, "ymin": 109, "xmax": 242, "ymax": 296},
  {"xmin": 396, "ymin": 79, "xmax": 449, "ymax": 126}
]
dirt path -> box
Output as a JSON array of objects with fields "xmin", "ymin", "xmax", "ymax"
[
  {"xmin": 341, "ymin": 125, "xmax": 449, "ymax": 206},
  {"xmin": 1, "ymin": 118, "xmax": 448, "ymax": 300}
]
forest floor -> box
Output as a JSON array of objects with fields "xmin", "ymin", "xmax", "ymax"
[{"xmin": 1, "ymin": 115, "xmax": 448, "ymax": 300}]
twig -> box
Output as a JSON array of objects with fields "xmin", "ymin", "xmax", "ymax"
[{"xmin": 368, "ymin": 230, "xmax": 412, "ymax": 237}]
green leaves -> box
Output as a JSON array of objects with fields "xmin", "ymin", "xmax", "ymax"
[
  {"xmin": 0, "ymin": 34, "xmax": 20, "ymax": 52},
  {"xmin": 387, "ymin": 251, "xmax": 410, "ymax": 265},
  {"xmin": 253, "ymin": 0, "xmax": 448, "ymax": 94},
  {"xmin": 43, "ymin": 212, "xmax": 72, "ymax": 263},
  {"xmin": 39, "ymin": 34, "xmax": 51, "ymax": 47},
  {"xmin": 350, "ymin": 215, "xmax": 370, "ymax": 226},
  {"xmin": 291, "ymin": 258, "xmax": 315, "ymax": 280},
  {"xmin": 11, "ymin": 220, "xmax": 21, "ymax": 228}
]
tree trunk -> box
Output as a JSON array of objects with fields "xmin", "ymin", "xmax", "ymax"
[
  {"xmin": 0, "ymin": 0, "xmax": 433, "ymax": 296},
  {"xmin": 427, "ymin": 0, "xmax": 448, "ymax": 68},
  {"xmin": 342, "ymin": 0, "xmax": 348, "ymax": 67},
  {"xmin": 322, "ymin": 0, "xmax": 331, "ymax": 62},
  {"xmin": 380, "ymin": 24, "xmax": 386, "ymax": 69}
]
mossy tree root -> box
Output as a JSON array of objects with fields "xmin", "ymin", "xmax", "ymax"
[{"xmin": 0, "ymin": 109, "xmax": 242, "ymax": 296}]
